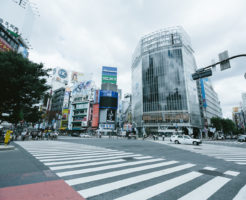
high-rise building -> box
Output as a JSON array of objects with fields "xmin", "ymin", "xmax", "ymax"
[
  {"xmin": 241, "ymin": 93, "xmax": 246, "ymax": 111},
  {"xmin": 198, "ymin": 78, "xmax": 222, "ymax": 127},
  {"xmin": 131, "ymin": 26, "xmax": 201, "ymax": 132}
]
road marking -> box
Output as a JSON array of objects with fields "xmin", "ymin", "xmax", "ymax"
[
  {"xmin": 224, "ymin": 170, "xmax": 240, "ymax": 176},
  {"xmin": 233, "ymin": 184, "xmax": 246, "ymax": 200},
  {"xmin": 203, "ymin": 167, "xmax": 216, "ymax": 171},
  {"xmin": 57, "ymin": 158, "xmax": 165, "ymax": 177},
  {"xmin": 178, "ymin": 176, "xmax": 231, "ymax": 200},
  {"xmin": 44, "ymin": 153, "xmax": 141, "ymax": 166},
  {"xmin": 66, "ymin": 160, "xmax": 178, "ymax": 186},
  {"xmin": 31, "ymin": 150, "xmax": 119, "ymax": 157},
  {"xmin": 226, "ymin": 159, "xmax": 246, "ymax": 162},
  {"xmin": 50, "ymin": 156, "xmax": 152, "ymax": 170},
  {"xmin": 115, "ymin": 171, "xmax": 202, "ymax": 200},
  {"xmin": 236, "ymin": 162, "xmax": 246, "ymax": 165},
  {"xmin": 50, "ymin": 159, "xmax": 125, "ymax": 170},
  {"xmin": 78, "ymin": 163, "xmax": 195, "ymax": 198},
  {"xmin": 39, "ymin": 152, "xmax": 137, "ymax": 162}
]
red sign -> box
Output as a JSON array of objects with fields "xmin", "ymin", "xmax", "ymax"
[
  {"xmin": 0, "ymin": 38, "xmax": 12, "ymax": 52},
  {"xmin": 92, "ymin": 104, "xmax": 99, "ymax": 127}
]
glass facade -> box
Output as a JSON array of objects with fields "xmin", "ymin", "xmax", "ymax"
[{"xmin": 132, "ymin": 26, "xmax": 201, "ymax": 128}]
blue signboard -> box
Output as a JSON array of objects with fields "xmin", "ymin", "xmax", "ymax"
[
  {"xmin": 102, "ymin": 66, "xmax": 117, "ymax": 72},
  {"xmin": 100, "ymin": 90, "xmax": 118, "ymax": 98},
  {"xmin": 102, "ymin": 71, "xmax": 117, "ymax": 76},
  {"xmin": 200, "ymin": 79, "xmax": 207, "ymax": 108}
]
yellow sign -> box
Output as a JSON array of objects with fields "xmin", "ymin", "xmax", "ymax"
[{"xmin": 4, "ymin": 130, "xmax": 12, "ymax": 145}]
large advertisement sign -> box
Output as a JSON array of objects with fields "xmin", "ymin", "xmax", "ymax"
[
  {"xmin": 52, "ymin": 67, "xmax": 68, "ymax": 85},
  {"xmin": 107, "ymin": 109, "xmax": 116, "ymax": 122},
  {"xmin": 102, "ymin": 66, "xmax": 117, "ymax": 84},
  {"xmin": 99, "ymin": 90, "xmax": 118, "ymax": 109},
  {"xmin": 71, "ymin": 71, "xmax": 85, "ymax": 83},
  {"xmin": 0, "ymin": 38, "xmax": 12, "ymax": 52},
  {"xmin": 0, "ymin": 1, "xmax": 35, "ymax": 40},
  {"xmin": 92, "ymin": 104, "xmax": 99, "ymax": 127},
  {"xmin": 200, "ymin": 79, "xmax": 207, "ymax": 108},
  {"xmin": 62, "ymin": 88, "xmax": 70, "ymax": 109},
  {"xmin": 72, "ymin": 80, "xmax": 94, "ymax": 100}
]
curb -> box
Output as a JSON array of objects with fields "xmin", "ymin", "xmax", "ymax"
[{"xmin": 0, "ymin": 145, "xmax": 15, "ymax": 151}]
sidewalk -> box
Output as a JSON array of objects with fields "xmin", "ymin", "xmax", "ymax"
[{"xmin": 0, "ymin": 145, "xmax": 15, "ymax": 151}]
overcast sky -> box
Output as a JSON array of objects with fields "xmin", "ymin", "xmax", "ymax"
[{"xmin": 28, "ymin": 0, "xmax": 246, "ymax": 119}]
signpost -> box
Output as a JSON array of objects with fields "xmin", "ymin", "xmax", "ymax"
[{"xmin": 218, "ymin": 50, "xmax": 231, "ymax": 71}]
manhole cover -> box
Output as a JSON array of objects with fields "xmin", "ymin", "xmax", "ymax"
[
  {"xmin": 122, "ymin": 157, "xmax": 135, "ymax": 161},
  {"xmin": 198, "ymin": 169, "xmax": 224, "ymax": 177}
]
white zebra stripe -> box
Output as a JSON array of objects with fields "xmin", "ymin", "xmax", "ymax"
[
  {"xmin": 57, "ymin": 158, "xmax": 165, "ymax": 177},
  {"xmin": 78, "ymin": 163, "xmax": 195, "ymax": 198},
  {"xmin": 178, "ymin": 176, "xmax": 230, "ymax": 200},
  {"xmin": 115, "ymin": 171, "xmax": 202, "ymax": 200},
  {"xmin": 66, "ymin": 160, "xmax": 178, "ymax": 186}
]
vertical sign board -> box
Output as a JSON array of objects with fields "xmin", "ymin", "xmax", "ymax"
[
  {"xmin": 92, "ymin": 104, "xmax": 99, "ymax": 127},
  {"xmin": 200, "ymin": 79, "xmax": 207, "ymax": 108},
  {"xmin": 102, "ymin": 66, "xmax": 117, "ymax": 84}
]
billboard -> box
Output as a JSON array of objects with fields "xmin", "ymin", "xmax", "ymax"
[
  {"xmin": 99, "ymin": 90, "xmax": 118, "ymax": 109},
  {"xmin": 72, "ymin": 80, "xmax": 95, "ymax": 100},
  {"xmin": 92, "ymin": 104, "xmax": 99, "ymax": 127},
  {"xmin": 107, "ymin": 109, "xmax": 116, "ymax": 122},
  {"xmin": 62, "ymin": 88, "xmax": 70, "ymax": 109},
  {"xmin": 94, "ymin": 90, "xmax": 100, "ymax": 103},
  {"xmin": 0, "ymin": 1, "xmax": 35, "ymax": 40},
  {"xmin": 52, "ymin": 67, "xmax": 68, "ymax": 85},
  {"xmin": 102, "ymin": 66, "xmax": 117, "ymax": 84},
  {"xmin": 200, "ymin": 79, "xmax": 207, "ymax": 108},
  {"xmin": 0, "ymin": 38, "xmax": 12, "ymax": 52},
  {"xmin": 71, "ymin": 71, "xmax": 85, "ymax": 83}
]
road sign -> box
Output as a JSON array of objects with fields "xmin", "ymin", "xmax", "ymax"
[
  {"xmin": 219, "ymin": 50, "xmax": 231, "ymax": 71},
  {"xmin": 192, "ymin": 69, "xmax": 212, "ymax": 80}
]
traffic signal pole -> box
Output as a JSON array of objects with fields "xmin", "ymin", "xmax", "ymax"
[{"xmin": 192, "ymin": 54, "xmax": 246, "ymax": 80}]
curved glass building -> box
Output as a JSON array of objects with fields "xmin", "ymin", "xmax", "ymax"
[{"xmin": 131, "ymin": 26, "xmax": 201, "ymax": 131}]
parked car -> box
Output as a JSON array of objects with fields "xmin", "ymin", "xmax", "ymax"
[
  {"xmin": 232, "ymin": 135, "xmax": 238, "ymax": 139},
  {"xmin": 171, "ymin": 135, "xmax": 202, "ymax": 145},
  {"xmin": 80, "ymin": 134, "xmax": 91, "ymax": 138},
  {"xmin": 237, "ymin": 135, "xmax": 246, "ymax": 142},
  {"xmin": 217, "ymin": 135, "xmax": 225, "ymax": 140},
  {"xmin": 225, "ymin": 135, "xmax": 232, "ymax": 139},
  {"xmin": 71, "ymin": 132, "xmax": 80, "ymax": 137}
]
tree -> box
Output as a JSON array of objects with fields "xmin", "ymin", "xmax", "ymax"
[
  {"xmin": 211, "ymin": 117, "xmax": 222, "ymax": 131},
  {"xmin": 221, "ymin": 118, "xmax": 235, "ymax": 134},
  {"xmin": 211, "ymin": 117, "xmax": 236, "ymax": 135},
  {"xmin": 0, "ymin": 51, "xmax": 50, "ymax": 124}
]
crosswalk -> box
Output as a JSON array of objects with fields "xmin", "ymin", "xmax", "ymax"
[
  {"xmin": 153, "ymin": 140, "xmax": 246, "ymax": 166},
  {"xmin": 16, "ymin": 141, "xmax": 245, "ymax": 200}
]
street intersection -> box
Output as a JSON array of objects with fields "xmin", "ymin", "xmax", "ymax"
[{"xmin": 0, "ymin": 137, "xmax": 245, "ymax": 200}]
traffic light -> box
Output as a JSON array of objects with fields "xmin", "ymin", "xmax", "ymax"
[{"xmin": 192, "ymin": 69, "xmax": 212, "ymax": 80}]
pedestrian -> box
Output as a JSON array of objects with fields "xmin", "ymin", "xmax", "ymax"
[{"xmin": 162, "ymin": 134, "xmax": 165, "ymax": 141}]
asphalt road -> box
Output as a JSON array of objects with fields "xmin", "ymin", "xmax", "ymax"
[{"xmin": 0, "ymin": 137, "xmax": 245, "ymax": 200}]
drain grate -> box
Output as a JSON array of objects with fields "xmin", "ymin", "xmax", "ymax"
[{"xmin": 198, "ymin": 169, "xmax": 224, "ymax": 177}]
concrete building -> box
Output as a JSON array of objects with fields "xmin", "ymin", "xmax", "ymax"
[
  {"xmin": 49, "ymin": 87, "xmax": 65, "ymax": 129},
  {"xmin": 241, "ymin": 93, "xmax": 246, "ymax": 111},
  {"xmin": 131, "ymin": 26, "xmax": 201, "ymax": 132},
  {"xmin": 232, "ymin": 107, "xmax": 245, "ymax": 130},
  {"xmin": 198, "ymin": 78, "xmax": 222, "ymax": 127}
]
